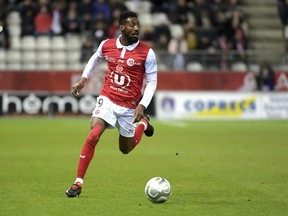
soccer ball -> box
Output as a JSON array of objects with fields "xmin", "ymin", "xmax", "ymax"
[{"xmin": 144, "ymin": 177, "xmax": 172, "ymax": 204}]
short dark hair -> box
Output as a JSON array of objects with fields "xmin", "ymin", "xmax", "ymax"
[{"xmin": 119, "ymin": 11, "xmax": 138, "ymax": 25}]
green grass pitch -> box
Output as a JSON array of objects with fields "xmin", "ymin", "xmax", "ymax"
[{"xmin": 0, "ymin": 118, "xmax": 288, "ymax": 216}]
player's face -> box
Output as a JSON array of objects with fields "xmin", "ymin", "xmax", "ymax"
[{"xmin": 121, "ymin": 17, "xmax": 140, "ymax": 45}]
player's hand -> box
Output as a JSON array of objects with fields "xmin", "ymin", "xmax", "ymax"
[
  {"xmin": 133, "ymin": 104, "xmax": 145, "ymax": 123},
  {"xmin": 72, "ymin": 77, "xmax": 87, "ymax": 97}
]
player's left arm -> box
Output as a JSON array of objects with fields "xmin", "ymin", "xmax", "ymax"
[{"xmin": 134, "ymin": 49, "xmax": 158, "ymax": 122}]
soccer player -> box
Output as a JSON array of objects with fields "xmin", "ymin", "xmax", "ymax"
[{"xmin": 66, "ymin": 11, "xmax": 157, "ymax": 198}]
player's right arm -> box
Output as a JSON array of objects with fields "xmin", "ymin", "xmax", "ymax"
[{"xmin": 72, "ymin": 39, "xmax": 108, "ymax": 97}]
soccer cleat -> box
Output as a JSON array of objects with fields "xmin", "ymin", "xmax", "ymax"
[
  {"xmin": 143, "ymin": 114, "xmax": 154, "ymax": 137},
  {"xmin": 66, "ymin": 182, "xmax": 82, "ymax": 198}
]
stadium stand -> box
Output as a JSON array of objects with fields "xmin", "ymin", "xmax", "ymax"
[{"xmin": 0, "ymin": 0, "xmax": 286, "ymax": 71}]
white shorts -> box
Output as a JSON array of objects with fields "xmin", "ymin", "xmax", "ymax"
[{"xmin": 91, "ymin": 95, "xmax": 136, "ymax": 137}]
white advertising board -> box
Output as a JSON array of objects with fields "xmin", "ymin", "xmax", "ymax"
[{"xmin": 156, "ymin": 91, "xmax": 288, "ymax": 120}]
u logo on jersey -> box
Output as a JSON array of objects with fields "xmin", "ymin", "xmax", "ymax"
[{"xmin": 110, "ymin": 71, "xmax": 131, "ymax": 88}]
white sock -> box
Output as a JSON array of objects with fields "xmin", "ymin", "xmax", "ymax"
[
  {"xmin": 139, "ymin": 121, "xmax": 147, "ymax": 131},
  {"xmin": 75, "ymin": 178, "xmax": 84, "ymax": 184}
]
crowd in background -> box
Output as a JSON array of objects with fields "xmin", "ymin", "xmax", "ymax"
[{"xmin": 0, "ymin": 0, "xmax": 248, "ymax": 69}]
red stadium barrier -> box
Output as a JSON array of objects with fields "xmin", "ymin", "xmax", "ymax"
[{"xmin": 0, "ymin": 70, "xmax": 287, "ymax": 92}]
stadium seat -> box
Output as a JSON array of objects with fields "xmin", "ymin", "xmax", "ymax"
[
  {"xmin": 51, "ymin": 36, "xmax": 66, "ymax": 50},
  {"xmin": 8, "ymin": 25, "xmax": 21, "ymax": 37},
  {"xmin": 22, "ymin": 50, "xmax": 37, "ymax": 63},
  {"xmin": 37, "ymin": 63, "xmax": 52, "ymax": 70},
  {"xmin": 67, "ymin": 62, "xmax": 84, "ymax": 70},
  {"xmin": 124, "ymin": 1, "xmax": 139, "ymax": 12},
  {"xmin": 7, "ymin": 50, "xmax": 21, "ymax": 64},
  {"xmin": 7, "ymin": 63, "xmax": 21, "ymax": 70},
  {"xmin": 125, "ymin": 1, "xmax": 151, "ymax": 13},
  {"xmin": 169, "ymin": 24, "xmax": 184, "ymax": 38},
  {"xmin": 67, "ymin": 51, "xmax": 81, "ymax": 63},
  {"xmin": 10, "ymin": 37, "xmax": 21, "ymax": 49},
  {"xmin": 0, "ymin": 63, "xmax": 6, "ymax": 70},
  {"xmin": 186, "ymin": 62, "xmax": 204, "ymax": 72},
  {"xmin": 140, "ymin": 1, "xmax": 152, "ymax": 13},
  {"xmin": 37, "ymin": 51, "xmax": 51, "ymax": 63},
  {"xmin": 285, "ymin": 25, "xmax": 288, "ymax": 39},
  {"xmin": 157, "ymin": 63, "xmax": 168, "ymax": 71},
  {"xmin": 36, "ymin": 36, "xmax": 51, "ymax": 50},
  {"xmin": 249, "ymin": 64, "xmax": 260, "ymax": 72},
  {"xmin": 6, "ymin": 11, "xmax": 21, "ymax": 25},
  {"xmin": 52, "ymin": 63, "xmax": 67, "ymax": 70},
  {"xmin": 21, "ymin": 36, "xmax": 36, "ymax": 50},
  {"xmin": 22, "ymin": 63, "xmax": 37, "ymax": 70},
  {"xmin": 51, "ymin": 50, "xmax": 66, "ymax": 63},
  {"xmin": 231, "ymin": 62, "xmax": 248, "ymax": 72},
  {"xmin": 66, "ymin": 35, "xmax": 82, "ymax": 50},
  {"xmin": 152, "ymin": 13, "xmax": 170, "ymax": 26},
  {"xmin": 138, "ymin": 13, "xmax": 153, "ymax": 27},
  {"xmin": 0, "ymin": 49, "xmax": 6, "ymax": 63}
]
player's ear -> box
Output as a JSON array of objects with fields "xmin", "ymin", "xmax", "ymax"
[{"xmin": 120, "ymin": 25, "xmax": 125, "ymax": 31}]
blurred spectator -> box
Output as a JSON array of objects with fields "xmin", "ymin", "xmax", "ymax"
[
  {"xmin": 214, "ymin": 10, "xmax": 233, "ymax": 39},
  {"xmin": 226, "ymin": 0, "xmax": 244, "ymax": 19},
  {"xmin": 51, "ymin": 0, "xmax": 65, "ymax": 35},
  {"xmin": 151, "ymin": 0, "xmax": 173, "ymax": 14},
  {"xmin": 186, "ymin": 30, "xmax": 198, "ymax": 49},
  {"xmin": 93, "ymin": 0, "xmax": 111, "ymax": 21},
  {"xmin": 168, "ymin": 30, "xmax": 188, "ymax": 70},
  {"xmin": 187, "ymin": 0, "xmax": 210, "ymax": 27},
  {"xmin": 141, "ymin": 25, "xmax": 154, "ymax": 47},
  {"xmin": 80, "ymin": 36, "xmax": 94, "ymax": 63},
  {"xmin": 62, "ymin": 6, "xmax": 81, "ymax": 35},
  {"xmin": 34, "ymin": 5, "xmax": 52, "ymax": 37},
  {"xmin": 213, "ymin": 33, "xmax": 232, "ymax": 70},
  {"xmin": 18, "ymin": 0, "xmax": 37, "ymax": 37},
  {"xmin": 78, "ymin": 0, "xmax": 94, "ymax": 16},
  {"xmin": 109, "ymin": 0, "xmax": 128, "ymax": 14},
  {"xmin": 153, "ymin": 14, "xmax": 171, "ymax": 50},
  {"xmin": 278, "ymin": 0, "xmax": 288, "ymax": 26},
  {"xmin": 209, "ymin": 0, "xmax": 228, "ymax": 21},
  {"xmin": 0, "ymin": 18, "xmax": 9, "ymax": 48},
  {"xmin": 196, "ymin": 17, "xmax": 217, "ymax": 50},
  {"xmin": 107, "ymin": 8, "xmax": 121, "ymax": 38},
  {"xmin": 255, "ymin": 61, "xmax": 275, "ymax": 91},
  {"xmin": 231, "ymin": 27, "xmax": 248, "ymax": 62},
  {"xmin": 91, "ymin": 19, "xmax": 107, "ymax": 47},
  {"xmin": 172, "ymin": 0, "xmax": 189, "ymax": 25},
  {"xmin": 80, "ymin": 12, "xmax": 94, "ymax": 35}
]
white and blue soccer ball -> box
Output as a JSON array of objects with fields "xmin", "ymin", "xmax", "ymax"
[{"xmin": 145, "ymin": 177, "xmax": 172, "ymax": 204}]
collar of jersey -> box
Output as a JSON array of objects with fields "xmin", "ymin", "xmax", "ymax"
[{"xmin": 116, "ymin": 36, "xmax": 139, "ymax": 51}]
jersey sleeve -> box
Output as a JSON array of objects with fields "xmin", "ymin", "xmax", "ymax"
[
  {"xmin": 81, "ymin": 39, "xmax": 108, "ymax": 79},
  {"xmin": 139, "ymin": 48, "xmax": 158, "ymax": 108}
]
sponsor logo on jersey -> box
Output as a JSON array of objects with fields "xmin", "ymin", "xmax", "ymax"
[
  {"xmin": 126, "ymin": 58, "xmax": 142, "ymax": 66},
  {"xmin": 105, "ymin": 56, "xmax": 116, "ymax": 63}
]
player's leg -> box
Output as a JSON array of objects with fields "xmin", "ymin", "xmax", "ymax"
[
  {"xmin": 118, "ymin": 115, "xmax": 154, "ymax": 154},
  {"xmin": 76, "ymin": 117, "xmax": 109, "ymax": 181},
  {"xmin": 66, "ymin": 96, "xmax": 116, "ymax": 198},
  {"xmin": 66, "ymin": 117, "xmax": 108, "ymax": 198}
]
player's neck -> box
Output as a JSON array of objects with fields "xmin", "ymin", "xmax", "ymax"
[{"xmin": 120, "ymin": 36, "xmax": 137, "ymax": 46}]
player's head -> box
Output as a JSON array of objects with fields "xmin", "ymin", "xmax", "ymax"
[{"xmin": 119, "ymin": 11, "xmax": 139, "ymax": 45}]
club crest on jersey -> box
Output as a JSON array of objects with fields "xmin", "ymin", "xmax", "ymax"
[{"xmin": 116, "ymin": 65, "xmax": 124, "ymax": 73}]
